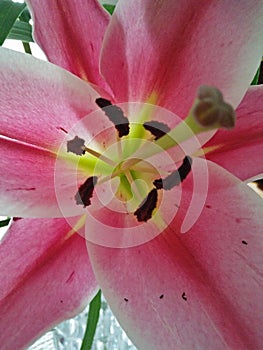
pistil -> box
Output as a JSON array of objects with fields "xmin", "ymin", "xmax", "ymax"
[{"xmin": 121, "ymin": 85, "xmax": 236, "ymax": 168}]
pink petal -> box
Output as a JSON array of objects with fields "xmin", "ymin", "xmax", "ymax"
[
  {"xmin": 0, "ymin": 130, "xmax": 120, "ymax": 218},
  {"xmin": 87, "ymin": 159, "xmax": 263, "ymax": 349},
  {"xmin": 27, "ymin": 0, "xmax": 110, "ymax": 90},
  {"xmin": 0, "ymin": 136, "xmax": 95, "ymax": 217},
  {"xmin": 0, "ymin": 48, "xmax": 118, "ymax": 217},
  {"xmin": 0, "ymin": 217, "xmax": 97, "ymax": 350},
  {"xmin": 205, "ymin": 85, "xmax": 263, "ymax": 181},
  {"xmin": 0, "ymin": 47, "xmax": 100, "ymax": 151},
  {"xmin": 101, "ymin": 0, "xmax": 263, "ymax": 114}
]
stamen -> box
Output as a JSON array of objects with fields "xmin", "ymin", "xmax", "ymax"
[
  {"xmin": 95, "ymin": 98, "xmax": 130, "ymax": 137},
  {"xmin": 67, "ymin": 136, "xmax": 86, "ymax": 155},
  {"xmin": 75, "ymin": 176, "xmax": 98, "ymax": 207},
  {"xmin": 83, "ymin": 146, "xmax": 116, "ymax": 166},
  {"xmin": 143, "ymin": 120, "xmax": 171, "ymax": 140},
  {"xmin": 153, "ymin": 156, "xmax": 192, "ymax": 190},
  {"xmin": 66, "ymin": 135, "xmax": 115, "ymax": 166},
  {"xmin": 134, "ymin": 188, "xmax": 158, "ymax": 222}
]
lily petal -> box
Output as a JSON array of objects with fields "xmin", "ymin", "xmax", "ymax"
[
  {"xmin": 27, "ymin": 0, "xmax": 110, "ymax": 90},
  {"xmin": 204, "ymin": 85, "xmax": 263, "ymax": 181},
  {"xmin": 0, "ymin": 137, "xmax": 92, "ymax": 217},
  {"xmin": 0, "ymin": 217, "xmax": 97, "ymax": 350},
  {"xmin": 87, "ymin": 159, "xmax": 263, "ymax": 349},
  {"xmin": 101, "ymin": 0, "xmax": 263, "ymax": 114},
  {"xmin": 0, "ymin": 47, "xmax": 99, "ymax": 151}
]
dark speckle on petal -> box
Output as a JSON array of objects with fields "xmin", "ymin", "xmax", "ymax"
[
  {"xmin": 124, "ymin": 298, "xmax": 128, "ymax": 302},
  {"xmin": 57, "ymin": 126, "xmax": 68, "ymax": 134},
  {"xmin": 6, "ymin": 187, "xmax": 36, "ymax": 191},
  {"xmin": 66, "ymin": 271, "xmax": 75, "ymax": 283},
  {"xmin": 242, "ymin": 240, "xmax": 248, "ymax": 245},
  {"xmin": 182, "ymin": 292, "xmax": 187, "ymax": 301}
]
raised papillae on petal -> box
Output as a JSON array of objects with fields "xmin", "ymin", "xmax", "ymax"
[{"xmin": 192, "ymin": 85, "xmax": 236, "ymax": 129}]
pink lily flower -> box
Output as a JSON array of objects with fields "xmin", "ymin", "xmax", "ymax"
[{"xmin": 1, "ymin": 0, "xmax": 263, "ymax": 349}]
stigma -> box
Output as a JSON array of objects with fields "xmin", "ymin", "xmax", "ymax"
[{"xmin": 192, "ymin": 85, "xmax": 235, "ymax": 129}]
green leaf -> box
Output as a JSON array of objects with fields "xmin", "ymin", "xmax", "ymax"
[
  {"xmin": 251, "ymin": 66, "xmax": 260, "ymax": 85},
  {"xmin": 0, "ymin": 0, "xmax": 26, "ymax": 45},
  {"xmin": 80, "ymin": 290, "xmax": 101, "ymax": 350},
  {"xmin": 19, "ymin": 7, "xmax": 31, "ymax": 23},
  {"xmin": 0, "ymin": 217, "xmax": 11, "ymax": 228},
  {"xmin": 103, "ymin": 4, "xmax": 115, "ymax": 15},
  {"xmin": 7, "ymin": 20, "xmax": 33, "ymax": 42}
]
